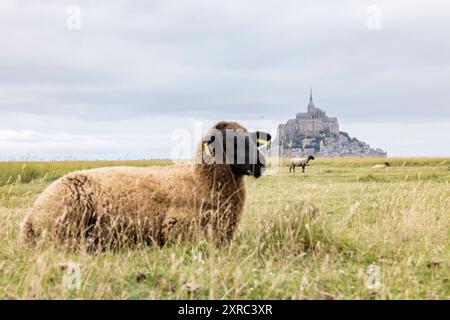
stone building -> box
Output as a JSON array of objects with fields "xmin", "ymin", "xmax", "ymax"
[
  {"xmin": 278, "ymin": 89, "xmax": 339, "ymax": 138},
  {"xmin": 277, "ymin": 90, "xmax": 387, "ymax": 157}
]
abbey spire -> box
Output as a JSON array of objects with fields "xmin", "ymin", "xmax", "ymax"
[{"xmin": 307, "ymin": 87, "xmax": 315, "ymax": 111}]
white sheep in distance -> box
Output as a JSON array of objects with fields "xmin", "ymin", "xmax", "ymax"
[
  {"xmin": 289, "ymin": 155, "xmax": 315, "ymax": 173},
  {"xmin": 372, "ymin": 162, "xmax": 390, "ymax": 169}
]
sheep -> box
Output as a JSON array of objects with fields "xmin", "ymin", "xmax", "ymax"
[
  {"xmin": 20, "ymin": 121, "xmax": 271, "ymax": 250},
  {"xmin": 372, "ymin": 162, "xmax": 390, "ymax": 169},
  {"xmin": 289, "ymin": 155, "xmax": 315, "ymax": 173}
]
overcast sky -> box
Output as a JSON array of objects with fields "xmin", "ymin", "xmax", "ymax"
[{"xmin": 0, "ymin": 0, "xmax": 449, "ymax": 160}]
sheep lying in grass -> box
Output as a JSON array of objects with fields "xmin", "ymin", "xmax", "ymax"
[
  {"xmin": 289, "ymin": 155, "xmax": 315, "ymax": 173},
  {"xmin": 372, "ymin": 162, "xmax": 390, "ymax": 169},
  {"xmin": 20, "ymin": 121, "xmax": 271, "ymax": 250}
]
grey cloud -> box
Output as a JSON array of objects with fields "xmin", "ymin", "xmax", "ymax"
[{"xmin": 0, "ymin": 0, "xmax": 449, "ymax": 158}]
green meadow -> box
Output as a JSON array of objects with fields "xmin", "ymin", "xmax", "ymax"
[{"xmin": 0, "ymin": 158, "xmax": 448, "ymax": 299}]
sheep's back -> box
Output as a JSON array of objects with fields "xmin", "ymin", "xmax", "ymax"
[
  {"xmin": 27, "ymin": 166, "xmax": 199, "ymax": 244},
  {"xmin": 291, "ymin": 157, "xmax": 307, "ymax": 165},
  {"xmin": 67, "ymin": 166, "xmax": 197, "ymax": 215}
]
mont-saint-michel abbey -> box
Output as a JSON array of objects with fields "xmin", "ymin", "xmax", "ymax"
[{"xmin": 277, "ymin": 90, "xmax": 387, "ymax": 157}]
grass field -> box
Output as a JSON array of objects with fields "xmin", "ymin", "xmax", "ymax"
[{"xmin": 0, "ymin": 158, "xmax": 449, "ymax": 299}]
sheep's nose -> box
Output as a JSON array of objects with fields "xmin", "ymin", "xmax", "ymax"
[{"xmin": 253, "ymin": 165, "xmax": 264, "ymax": 178}]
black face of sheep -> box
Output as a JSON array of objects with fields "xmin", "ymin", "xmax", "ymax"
[
  {"xmin": 385, "ymin": 162, "xmax": 391, "ymax": 167},
  {"xmin": 309, "ymin": 155, "xmax": 315, "ymax": 160},
  {"xmin": 203, "ymin": 128, "xmax": 271, "ymax": 178}
]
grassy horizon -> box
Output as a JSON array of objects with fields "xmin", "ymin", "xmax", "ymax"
[{"xmin": 0, "ymin": 158, "xmax": 448, "ymax": 299}]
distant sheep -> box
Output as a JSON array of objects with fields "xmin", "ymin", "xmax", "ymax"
[
  {"xmin": 372, "ymin": 162, "xmax": 390, "ymax": 169},
  {"xmin": 289, "ymin": 155, "xmax": 315, "ymax": 173},
  {"xmin": 20, "ymin": 122, "xmax": 271, "ymax": 250}
]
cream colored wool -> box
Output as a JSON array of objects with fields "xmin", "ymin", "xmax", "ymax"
[
  {"xmin": 372, "ymin": 163, "xmax": 390, "ymax": 169},
  {"xmin": 290, "ymin": 157, "xmax": 311, "ymax": 167},
  {"xmin": 289, "ymin": 156, "xmax": 314, "ymax": 173}
]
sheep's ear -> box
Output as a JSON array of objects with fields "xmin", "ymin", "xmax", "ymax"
[{"xmin": 252, "ymin": 131, "xmax": 272, "ymax": 146}]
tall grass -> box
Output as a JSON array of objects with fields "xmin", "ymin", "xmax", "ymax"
[
  {"xmin": 0, "ymin": 160, "xmax": 172, "ymax": 187},
  {"xmin": 0, "ymin": 158, "xmax": 448, "ymax": 299}
]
